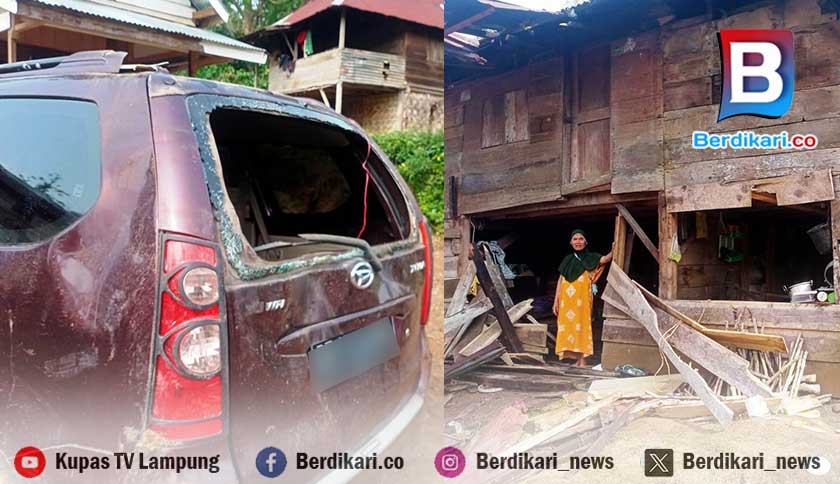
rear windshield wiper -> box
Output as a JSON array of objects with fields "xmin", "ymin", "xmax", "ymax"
[{"xmin": 297, "ymin": 233, "xmax": 383, "ymax": 272}]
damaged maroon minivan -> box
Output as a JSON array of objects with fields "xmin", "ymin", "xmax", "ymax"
[{"xmin": 0, "ymin": 51, "xmax": 431, "ymax": 483}]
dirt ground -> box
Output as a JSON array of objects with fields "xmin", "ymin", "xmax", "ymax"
[
  {"xmin": 445, "ymin": 386, "xmax": 840, "ymax": 484},
  {"xmin": 356, "ymin": 234, "xmax": 444, "ymax": 484}
]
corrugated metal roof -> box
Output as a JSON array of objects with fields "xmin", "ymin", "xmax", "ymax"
[
  {"xmin": 24, "ymin": 0, "xmax": 263, "ymax": 57},
  {"xmin": 275, "ymin": 0, "xmax": 444, "ymax": 29},
  {"xmin": 483, "ymin": 0, "xmax": 589, "ymax": 13}
]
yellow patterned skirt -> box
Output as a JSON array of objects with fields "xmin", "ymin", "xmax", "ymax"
[{"xmin": 555, "ymin": 271, "xmax": 594, "ymax": 357}]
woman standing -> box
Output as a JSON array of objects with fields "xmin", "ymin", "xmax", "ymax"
[{"xmin": 552, "ymin": 229, "xmax": 613, "ymax": 367}]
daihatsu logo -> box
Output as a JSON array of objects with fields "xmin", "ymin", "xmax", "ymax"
[{"xmin": 350, "ymin": 261, "xmax": 375, "ymax": 289}]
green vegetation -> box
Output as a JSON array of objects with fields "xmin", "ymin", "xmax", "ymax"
[
  {"xmin": 194, "ymin": 62, "xmax": 269, "ymax": 90},
  {"xmin": 373, "ymin": 131, "xmax": 444, "ymax": 233}
]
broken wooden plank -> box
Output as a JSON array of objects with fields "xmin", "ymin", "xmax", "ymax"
[
  {"xmin": 503, "ymin": 396, "xmax": 619, "ymax": 455},
  {"xmin": 483, "ymin": 363, "xmax": 618, "ymax": 379},
  {"xmin": 445, "ymin": 342, "xmax": 504, "ymax": 380},
  {"xmin": 605, "ymin": 266, "xmax": 733, "ymax": 425},
  {"xmin": 615, "ymin": 203, "xmax": 659, "ymax": 263},
  {"xmin": 633, "ymin": 282, "xmax": 788, "ymax": 353},
  {"xmin": 649, "ymin": 396, "xmax": 784, "ymax": 419},
  {"xmin": 444, "ymin": 297, "xmax": 492, "ymax": 334},
  {"xmin": 459, "ymin": 299, "xmax": 533, "ymax": 357},
  {"xmin": 481, "ymin": 244, "xmax": 514, "ymax": 307},
  {"xmin": 473, "ymin": 243, "xmax": 523, "ymax": 353},
  {"xmin": 587, "ymin": 374, "xmax": 684, "ymax": 399},
  {"xmin": 445, "ymin": 261, "xmax": 477, "ymax": 318},
  {"xmin": 605, "ymin": 283, "xmax": 773, "ymax": 399},
  {"xmin": 460, "ymin": 371, "xmax": 584, "ymax": 392}
]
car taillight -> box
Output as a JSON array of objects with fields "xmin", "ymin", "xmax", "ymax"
[
  {"xmin": 147, "ymin": 233, "xmax": 227, "ymax": 441},
  {"xmin": 418, "ymin": 219, "xmax": 433, "ymax": 325}
]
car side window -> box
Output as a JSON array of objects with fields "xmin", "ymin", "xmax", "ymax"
[{"xmin": 0, "ymin": 98, "xmax": 100, "ymax": 245}]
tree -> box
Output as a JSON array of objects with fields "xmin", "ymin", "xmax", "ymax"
[
  {"xmin": 193, "ymin": 0, "xmax": 303, "ymax": 88},
  {"xmin": 221, "ymin": 0, "xmax": 304, "ymax": 36}
]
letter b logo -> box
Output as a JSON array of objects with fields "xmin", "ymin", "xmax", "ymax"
[{"xmin": 718, "ymin": 30, "xmax": 794, "ymax": 121}]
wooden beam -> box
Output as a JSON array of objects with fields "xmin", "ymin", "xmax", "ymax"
[
  {"xmin": 604, "ymin": 266, "xmax": 733, "ymax": 425},
  {"xmin": 833, "ymin": 199, "xmax": 840, "ymax": 302},
  {"xmin": 6, "ymin": 12, "xmax": 15, "ymax": 64},
  {"xmin": 633, "ymin": 282, "xmax": 788, "ymax": 353},
  {"xmin": 335, "ymin": 81, "xmax": 343, "ymax": 114},
  {"xmin": 656, "ymin": 193, "xmax": 678, "ymax": 299},
  {"xmin": 480, "ymin": 244, "xmax": 513, "ymax": 307},
  {"xmin": 445, "ymin": 7, "xmax": 495, "ymax": 36},
  {"xmin": 473, "ymin": 242, "xmax": 523, "ymax": 353},
  {"xmin": 615, "ymin": 203, "xmax": 659, "ymax": 264},
  {"xmin": 338, "ymin": 8, "xmax": 346, "ymax": 49},
  {"xmin": 12, "ymin": 20, "xmax": 42, "ymax": 35},
  {"xmin": 17, "ymin": 2, "xmax": 198, "ymax": 55},
  {"xmin": 624, "ymin": 231, "xmax": 635, "ymax": 272},
  {"xmin": 612, "ymin": 213, "xmax": 627, "ymax": 271},
  {"xmin": 188, "ymin": 51, "xmax": 198, "ymax": 76},
  {"xmin": 751, "ymin": 191, "xmax": 826, "ymax": 215},
  {"xmin": 193, "ymin": 7, "xmax": 218, "ymax": 21},
  {"xmin": 318, "ymin": 89, "xmax": 331, "ymax": 108}
]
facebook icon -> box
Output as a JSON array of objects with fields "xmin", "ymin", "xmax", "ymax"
[{"xmin": 256, "ymin": 447, "xmax": 287, "ymax": 478}]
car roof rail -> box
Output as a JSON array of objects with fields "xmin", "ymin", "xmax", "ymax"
[{"xmin": 0, "ymin": 50, "xmax": 128, "ymax": 79}]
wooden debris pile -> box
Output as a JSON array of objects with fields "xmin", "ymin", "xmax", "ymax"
[
  {"xmin": 603, "ymin": 264, "xmax": 831, "ymax": 425},
  {"xmin": 444, "ymin": 243, "xmax": 555, "ymax": 383}
]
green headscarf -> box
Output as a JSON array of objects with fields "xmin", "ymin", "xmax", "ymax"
[{"xmin": 558, "ymin": 229, "xmax": 602, "ymax": 281}]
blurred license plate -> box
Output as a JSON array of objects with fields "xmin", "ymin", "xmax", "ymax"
[{"xmin": 308, "ymin": 318, "xmax": 400, "ymax": 393}]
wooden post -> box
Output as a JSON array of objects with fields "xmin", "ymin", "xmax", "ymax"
[
  {"xmin": 832, "ymin": 200, "xmax": 840, "ymax": 302},
  {"xmin": 624, "ymin": 231, "xmax": 636, "ymax": 273},
  {"xmin": 335, "ymin": 81, "xmax": 343, "ymax": 114},
  {"xmin": 335, "ymin": 8, "xmax": 346, "ymax": 114},
  {"xmin": 338, "ymin": 8, "xmax": 346, "ymax": 49},
  {"xmin": 6, "ymin": 13, "xmax": 15, "ymax": 64},
  {"xmin": 613, "ymin": 213, "xmax": 627, "ymax": 271},
  {"xmin": 458, "ymin": 216, "xmax": 471, "ymax": 275},
  {"xmin": 188, "ymin": 51, "xmax": 198, "ymax": 77},
  {"xmin": 616, "ymin": 203, "xmax": 659, "ymax": 263},
  {"xmin": 658, "ymin": 192, "xmax": 678, "ymax": 299},
  {"xmin": 473, "ymin": 243, "xmax": 523, "ymax": 353}
]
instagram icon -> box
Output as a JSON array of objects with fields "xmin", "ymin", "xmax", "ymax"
[{"xmin": 435, "ymin": 447, "xmax": 466, "ymax": 478}]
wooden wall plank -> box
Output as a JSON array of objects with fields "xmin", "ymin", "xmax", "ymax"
[
  {"xmin": 481, "ymin": 95, "xmax": 504, "ymax": 148},
  {"xmin": 504, "ymin": 89, "xmax": 529, "ymax": 143},
  {"xmin": 666, "ymin": 181, "xmax": 752, "ymax": 212}
]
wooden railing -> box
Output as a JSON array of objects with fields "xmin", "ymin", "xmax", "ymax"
[{"xmin": 269, "ymin": 47, "xmax": 406, "ymax": 94}]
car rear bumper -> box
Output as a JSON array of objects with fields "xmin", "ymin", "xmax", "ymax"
[
  {"xmin": 314, "ymin": 327, "xmax": 431, "ymax": 484},
  {"xmin": 199, "ymin": 327, "xmax": 430, "ymax": 484}
]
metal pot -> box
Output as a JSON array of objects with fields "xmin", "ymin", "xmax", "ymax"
[{"xmin": 784, "ymin": 280, "xmax": 816, "ymax": 303}]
